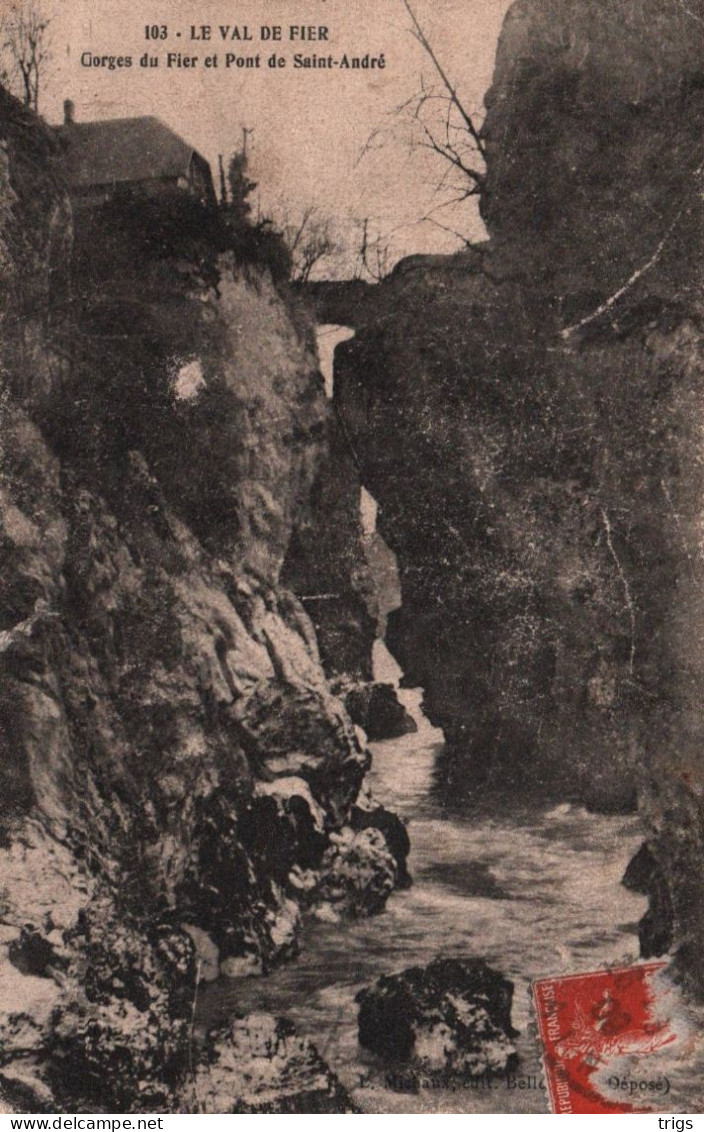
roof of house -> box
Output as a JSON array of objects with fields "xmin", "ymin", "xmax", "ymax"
[{"xmin": 54, "ymin": 115, "xmax": 206, "ymax": 189}]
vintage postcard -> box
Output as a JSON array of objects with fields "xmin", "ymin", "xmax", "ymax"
[{"xmin": 0, "ymin": 0, "xmax": 702, "ymax": 1116}]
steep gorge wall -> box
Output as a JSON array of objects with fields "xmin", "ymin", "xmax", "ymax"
[
  {"xmin": 282, "ymin": 405, "xmax": 378, "ymax": 684},
  {"xmin": 336, "ymin": 0, "xmax": 704, "ymax": 991},
  {"xmin": 0, "ymin": 88, "xmax": 404, "ymax": 1112}
]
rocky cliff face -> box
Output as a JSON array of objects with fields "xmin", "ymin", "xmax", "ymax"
[
  {"xmin": 482, "ymin": 0, "xmax": 704, "ymax": 311},
  {"xmin": 0, "ymin": 88, "xmax": 405, "ymax": 1112},
  {"xmin": 336, "ymin": 0, "xmax": 704, "ymax": 992},
  {"xmin": 282, "ymin": 403, "xmax": 378, "ymax": 684}
]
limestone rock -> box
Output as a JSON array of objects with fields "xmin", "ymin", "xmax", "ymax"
[
  {"xmin": 190, "ymin": 1013, "xmax": 358, "ymax": 1113},
  {"xmin": 316, "ymin": 828, "xmax": 397, "ymax": 917},
  {"xmin": 334, "ymin": 0, "xmax": 704, "ymax": 994},
  {"xmin": 356, "ymin": 958, "xmax": 518, "ymax": 1079},
  {"xmin": 351, "ymin": 803, "xmax": 412, "ymax": 890},
  {"xmin": 180, "ymin": 926, "xmax": 220, "ymax": 984},
  {"xmin": 342, "ymin": 681, "xmax": 417, "ymax": 742},
  {"xmin": 0, "ymin": 82, "xmax": 407, "ymax": 1112}
]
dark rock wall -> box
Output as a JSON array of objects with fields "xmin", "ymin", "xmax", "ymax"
[
  {"xmin": 336, "ymin": 0, "xmax": 704, "ymax": 991},
  {"xmin": 0, "ymin": 89, "xmax": 404, "ymax": 1111},
  {"xmin": 482, "ymin": 0, "xmax": 704, "ymax": 311},
  {"xmin": 282, "ymin": 407, "xmax": 378, "ymax": 683}
]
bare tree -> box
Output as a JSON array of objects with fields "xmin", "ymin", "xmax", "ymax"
[
  {"xmin": 352, "ymin": 217, "xmax": 393, "ymax": 282},
  {"xmin": 400, "ymin": 0, "xmax": 485, "ymax": 176},
  {"xmin": 360, "ymin": 0, "xmax": 486, "ymax": 243},
  {"xmin": 1, "ymin": 0, "xmax": 51, "ymax": 114},
  {"xmin": 274, "ymin": 204, "xmax": 343, "ymax": 282}
]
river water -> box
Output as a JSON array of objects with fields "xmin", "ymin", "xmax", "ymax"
[{"xmin": 199, "ymin": 641, "xmax": 662, "ymax": 1114}]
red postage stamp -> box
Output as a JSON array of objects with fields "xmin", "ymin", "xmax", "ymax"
[{"xmin": 533, "ymin": 963, "xmax": 677, "ymax": 1113}]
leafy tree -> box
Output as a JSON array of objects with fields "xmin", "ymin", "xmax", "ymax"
[
  {"xmin": 218, "ymin": 144, "xmax": 292, "ymax": 282},
  {"xmin": 226, "ymin": 151, "xmax": 257, "ymax": 222}
]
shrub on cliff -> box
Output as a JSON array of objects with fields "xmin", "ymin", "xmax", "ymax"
[{"xmin": 70, "ymin": 183, "xmax": 291, "ymax": 301}]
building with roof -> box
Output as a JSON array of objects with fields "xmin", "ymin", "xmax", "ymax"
[{"xmin": 54, "ymin": 101, "xmax": 216, "ymax": 209}]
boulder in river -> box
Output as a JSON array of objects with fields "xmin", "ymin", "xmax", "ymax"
[
  {"xmin": 351, "ymin": 802, "xmax": 412, "ymax": 889},
  {"xmin": 622, "ymin": 843, "xmax": 674, "ymax": 959},
  {"xmin": 356, "ymin": 957, "xmax": 518, "ymax": 1079},
  {"xmin": 314, "ymin": 827, "xmax": 397, "ymax": 918},
  {"xmin": 342, "ymin": 681, "xmax": 418, "ymax": 741}
]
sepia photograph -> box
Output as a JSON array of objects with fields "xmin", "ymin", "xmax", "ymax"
[{"xmin": 0, "ymin": 0, "xmax": 702, "ymax": 1115}]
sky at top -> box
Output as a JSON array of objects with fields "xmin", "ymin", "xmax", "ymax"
[{"xmin": 36, "ymin": 0, "xmax": 514, "ymax": 271}]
